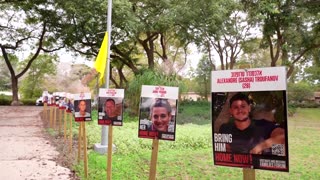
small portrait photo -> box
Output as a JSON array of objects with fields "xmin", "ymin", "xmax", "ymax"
[
  {"xmin": 74, "ymin": 99, "xmax": 92, "ymax": 121},
  {"xmin": 98, "ymin": 97, "xmax": 124, "ymax": 126},
  {"xmin": 138, "ymin": 97, "xmax": 177, "ymax": 140}
]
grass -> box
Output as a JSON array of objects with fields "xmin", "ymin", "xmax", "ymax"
[{"xmin": 47, "ymin": 103, "xmax": 320, "ymax": 180}]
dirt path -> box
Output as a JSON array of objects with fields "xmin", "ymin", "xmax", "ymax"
[{"xmin": 0, "ymin": 106, "xmax": 75, "ymax": 179}]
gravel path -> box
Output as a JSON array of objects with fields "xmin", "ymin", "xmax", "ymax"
[{"xmin": 0, "ymin": 106, "xmax": 75, "ymax": 180}]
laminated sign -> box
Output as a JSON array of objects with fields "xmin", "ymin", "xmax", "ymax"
[
  {"xmin": 211, "ymin": 67, "xmax": 289, "ymax": 172},
  {"xmin": 74, "ymin": 93, "xmax": 92, "ymax": 122},
  {"xmin": 97, "ymin": 88, "xmax": 124, "ymax": 126},
  {"xmin": 138, "ymin": 85, "xmax": 179, "ymax": 141}
]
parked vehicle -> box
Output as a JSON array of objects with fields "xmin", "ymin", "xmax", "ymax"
[{"xmin": 35, "ymin": 97, "xmax": 43, "ymax": 106}]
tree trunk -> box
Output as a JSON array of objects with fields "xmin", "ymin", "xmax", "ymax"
[{"xmin": 11, "ymin": 76, "xmax": 22, "ymax": 106}]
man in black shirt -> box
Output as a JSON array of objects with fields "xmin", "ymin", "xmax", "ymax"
[{"xmin": 219, "ymin": 93, "xmax": 285, "ymax": 155}]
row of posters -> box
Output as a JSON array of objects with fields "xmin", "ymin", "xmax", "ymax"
[
  {"xmin": 45, "ymin": 85, "xmax": 179, "ymax": 141},
  {"xmin": 43, "ymin": 66, "xmax": 289, "ymax": 172}
]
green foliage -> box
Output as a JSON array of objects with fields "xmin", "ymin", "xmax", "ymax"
[
  {"xmin": 0, "ymin": 54, "xmax": 19, "ymax": 91},
  {"xmin": 178, "ymin": 100, "xmax": 211, "ymax": 125},
  {"xmin": 0, "ymin": 94, "xmax": 11, "ymax": 105},
  {"xmin": 0, "ymin": 94, "xmax": 38, "ymax": 106},
  {"xmin": 303, "ymin": 50, "xmax": 320, "ymax": 86},
  {"xmin": 289, "ymin": 101, "xmax": 320, "ymax": 108},
  {"xmin": 287, "ymin": 105, "xmax": 297, "ymax": 116},
  {"xmin": 19, "ymin": 54, "xmax": 58, "ymax": 99},
  {"xmin": 242, "ymin": 0, "xmax": 320, "ymax": 78},
  {"xmin": 21, "ymin": 98, "xmax": 38, "ymax": 106},
  {"xmin": 288, "ymin": 82, "xmax": 314, "ymax": 103},
  {"xmin": 126, "ymin": 69, "xmax": 183, "ymax": 115},
  {"xmin": 193, "ymin": 55, "xmax": 212, "ymax": 100},
  {"xmin": 46, "ymin": 128, "xmax": 58, "ymax": 136}
]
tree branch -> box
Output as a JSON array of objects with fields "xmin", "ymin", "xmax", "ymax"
[{"xmin": 16, "ymin": 22, "xmax": 47, "ymax": 78}]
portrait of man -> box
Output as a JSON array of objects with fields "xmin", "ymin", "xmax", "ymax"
[
  {"xmin": 211, "ymin": 67, "xmax": 289, "ymax": 171},
  {"xmin": 97, "ymin": 90, "xmax": 124, "ymax": 126},
  {"xmin": 218, "ymin": 92, "xmax": 285, "ymax": 154},
  {"xmin": 103, "ymin": 98, "xmax": 118, "ymax": 121},
  {"xmin": 74, "ymin": 100, "xmax": 91, "ymax": 118}
]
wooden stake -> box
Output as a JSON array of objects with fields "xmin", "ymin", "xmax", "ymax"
[
  {"xmin": 53, "ymin": 107, "xmax": 57, "ymax": 129},
  {"xmin": 49, "ymin": 106, "xmax": 53, "ymax": 128},
  {"xmin": 107, "ymin": 125, "xmax": 113, "ymax": 180},
  {"xmin": 82, "ymin": 122, "xmax": 88, "ymax": 178},
  {"xmin": 64, "ymin": 110, "xmax": 67, "ymax": 142},
  {"xmin": 78, "ymin": 122, "xmax": 82, "ymax": 163},
  {"xmin": 243, "ymin": 168, "xmax": 255, "ymax": 180},
  {"xmin": 47, "ymin": 105, "xmax": 50, "ymax": 121},
  {"xmin": 69, "ymin": 113, "xmax": 73, "ymax": 153},
  {"xmin": 59, "ymin": 109, "xmax": 62, "ymax": 134},
  {"xmin": 149, "ymin": 139, "xmax": 159, "ymax": 180},
  {"xmin": 43, "ymin": 103, "xmax": 47, "ymax": 120}
]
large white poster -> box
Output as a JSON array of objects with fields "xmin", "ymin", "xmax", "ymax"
[{"xmin": 212, "ymin": 67, "xmax": 289, "ymax": 172}]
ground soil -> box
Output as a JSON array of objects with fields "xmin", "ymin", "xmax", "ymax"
[{"xmin": 0, "ymin": 106, "xmax": 79, "ymax": 180}]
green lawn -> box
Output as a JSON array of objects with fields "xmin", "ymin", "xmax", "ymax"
[{"xmin": 56, "ymin": 106, "xmax": 320, "ymax": 180}]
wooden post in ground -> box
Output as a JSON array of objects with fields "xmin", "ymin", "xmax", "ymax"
[
  {"xmin": 43, "ymin": 103, "xmax": 47, "ymax": 120},
  {"xmin": 53, "ymin": 107, "xmax": 57, "ymax": 130},
  {"xmin": 69, "ymin": 113, "xmax": 73, "ymax": 153},
  {"xmin": 78, "ymin": 122, "xmax": 83, "ymax": 163},
  {"xmin": 243, "ymin": 168, "xmax": 255, "ymax": 180},
  {"xmin": 47, "ymin": 104, "xmax": 50, "ymax": 121},
  {"xmin": 58, "ymin": 108, "xmax": 62, "ymax": 134},
  {"xmin": 107, "ymin": 125, "xmax": 113, "ymax": 180},
  {"xmin": 149, "ymin": 139, "xmax": 159, "ymax": 180},
  {"xmin": 63, "ymin": 109, "xmax": 67, "ymax": 142},
  {"xmin": 49, "ymin": 105, "xmax": 53, "ymax": 128},
  {"xmin": 82, "ymin": 122, "xmax": 88, "ymax": 179}
]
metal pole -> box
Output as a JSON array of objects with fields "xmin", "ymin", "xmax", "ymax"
[
  {"xmin": 102, "ymin": 0, "xmax": 112, "ymax": 146},
  {"xmin": 94, "ymin": 0, "xmax": 112, "ymax": 154}
]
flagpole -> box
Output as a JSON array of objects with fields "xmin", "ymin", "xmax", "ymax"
[{"xmin": 94, "ymin": 0, "xmax": 113, "ymax": 154}]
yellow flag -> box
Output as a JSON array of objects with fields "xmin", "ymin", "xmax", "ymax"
[{"xmin": 94, "ymin": 32, "xmax": 109, "ymax": 86}]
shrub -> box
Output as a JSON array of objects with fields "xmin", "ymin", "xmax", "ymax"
[
  {"xmin": 21, "ymin": 98, "xmax": 37, "ymax": 105},
  {"xmin": 0, "ymin": 94, "xmax": 11, "ymax": 105}
]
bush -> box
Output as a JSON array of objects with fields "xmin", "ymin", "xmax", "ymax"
[
  {"xmin": 287, "ymin": 105, "xmax": 296, "ymax": 116},
  {"xmin": 21, "ymin": 98, "xmax": 37, "ymax": 105},
  {"xmin": 289, "ymin": 101, "xmax": 320, "ymax": 108},
  {"xmin": 0, "ymin": 95, "xmax": 37, "ymax": 106},
  {"xmin": 0, "ymin": 94, "xmax": 11, "ymax": 105}
]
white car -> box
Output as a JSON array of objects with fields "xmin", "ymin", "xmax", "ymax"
[{"xmin": 36, "ymin": 97, "xmax": 43, "ymax": 106}]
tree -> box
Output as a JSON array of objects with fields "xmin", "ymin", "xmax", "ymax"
[
  {"xmin": 126, "ymin": 69, "xmax": 184, "ymax": 115},
  {"xmin": 55, "ymin": 0, "xmax": 210, "ymax": 88},
  {"xmin": 241, "ymin": 0, "xmax": 320, "ymax": 78},
  {"xmin": 0, "ymin": 1, "xmax": 64, "ymax": 105},
  {"xmin": 304, "ymin": 50, "xmax": 320, "ymax": 87},
  {"xmin": 41, "ymin": 63, "xmax": 91, "ymax": 94},
  {"xmin": 194, "ymin": 56, "xmax": 213, "ymax": 100},
  {"xmin": 240, "ymin": 38, "xmax": 272, "ymax": 68},
  {"xmin": 288, "ymin": 81, "xmax": 314, "ymax": 103},
  {"xmin": 0, "ymin": 54, "xmax": 18, "ymax": 91},
  {"xmin": 19, "ymin": 54, "xmax": 58, "ymax": 98},
  {"xmin": 179, "ymin": 0, "xmax": 256, "ymax": 70}
]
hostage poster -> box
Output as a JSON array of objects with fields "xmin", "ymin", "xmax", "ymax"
[
  {"xmin": 138, "ymin": 85, "xmax": 179, "ymax": 141},
  {"xmin": 74, "ymin": 92, "xmax": 92, "ymax": 122},
  {"xmin": 211, "ymin": 67, "xmax": 289, "ymax": 172},
  {"xmin": 98, "ymin": 88, "xmax": 124, "ymax": 126}
]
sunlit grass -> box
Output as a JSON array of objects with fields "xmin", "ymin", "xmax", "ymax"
[{"xmin": 67, "ymin": 107, "xmax": 320, "ymax": 179}]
